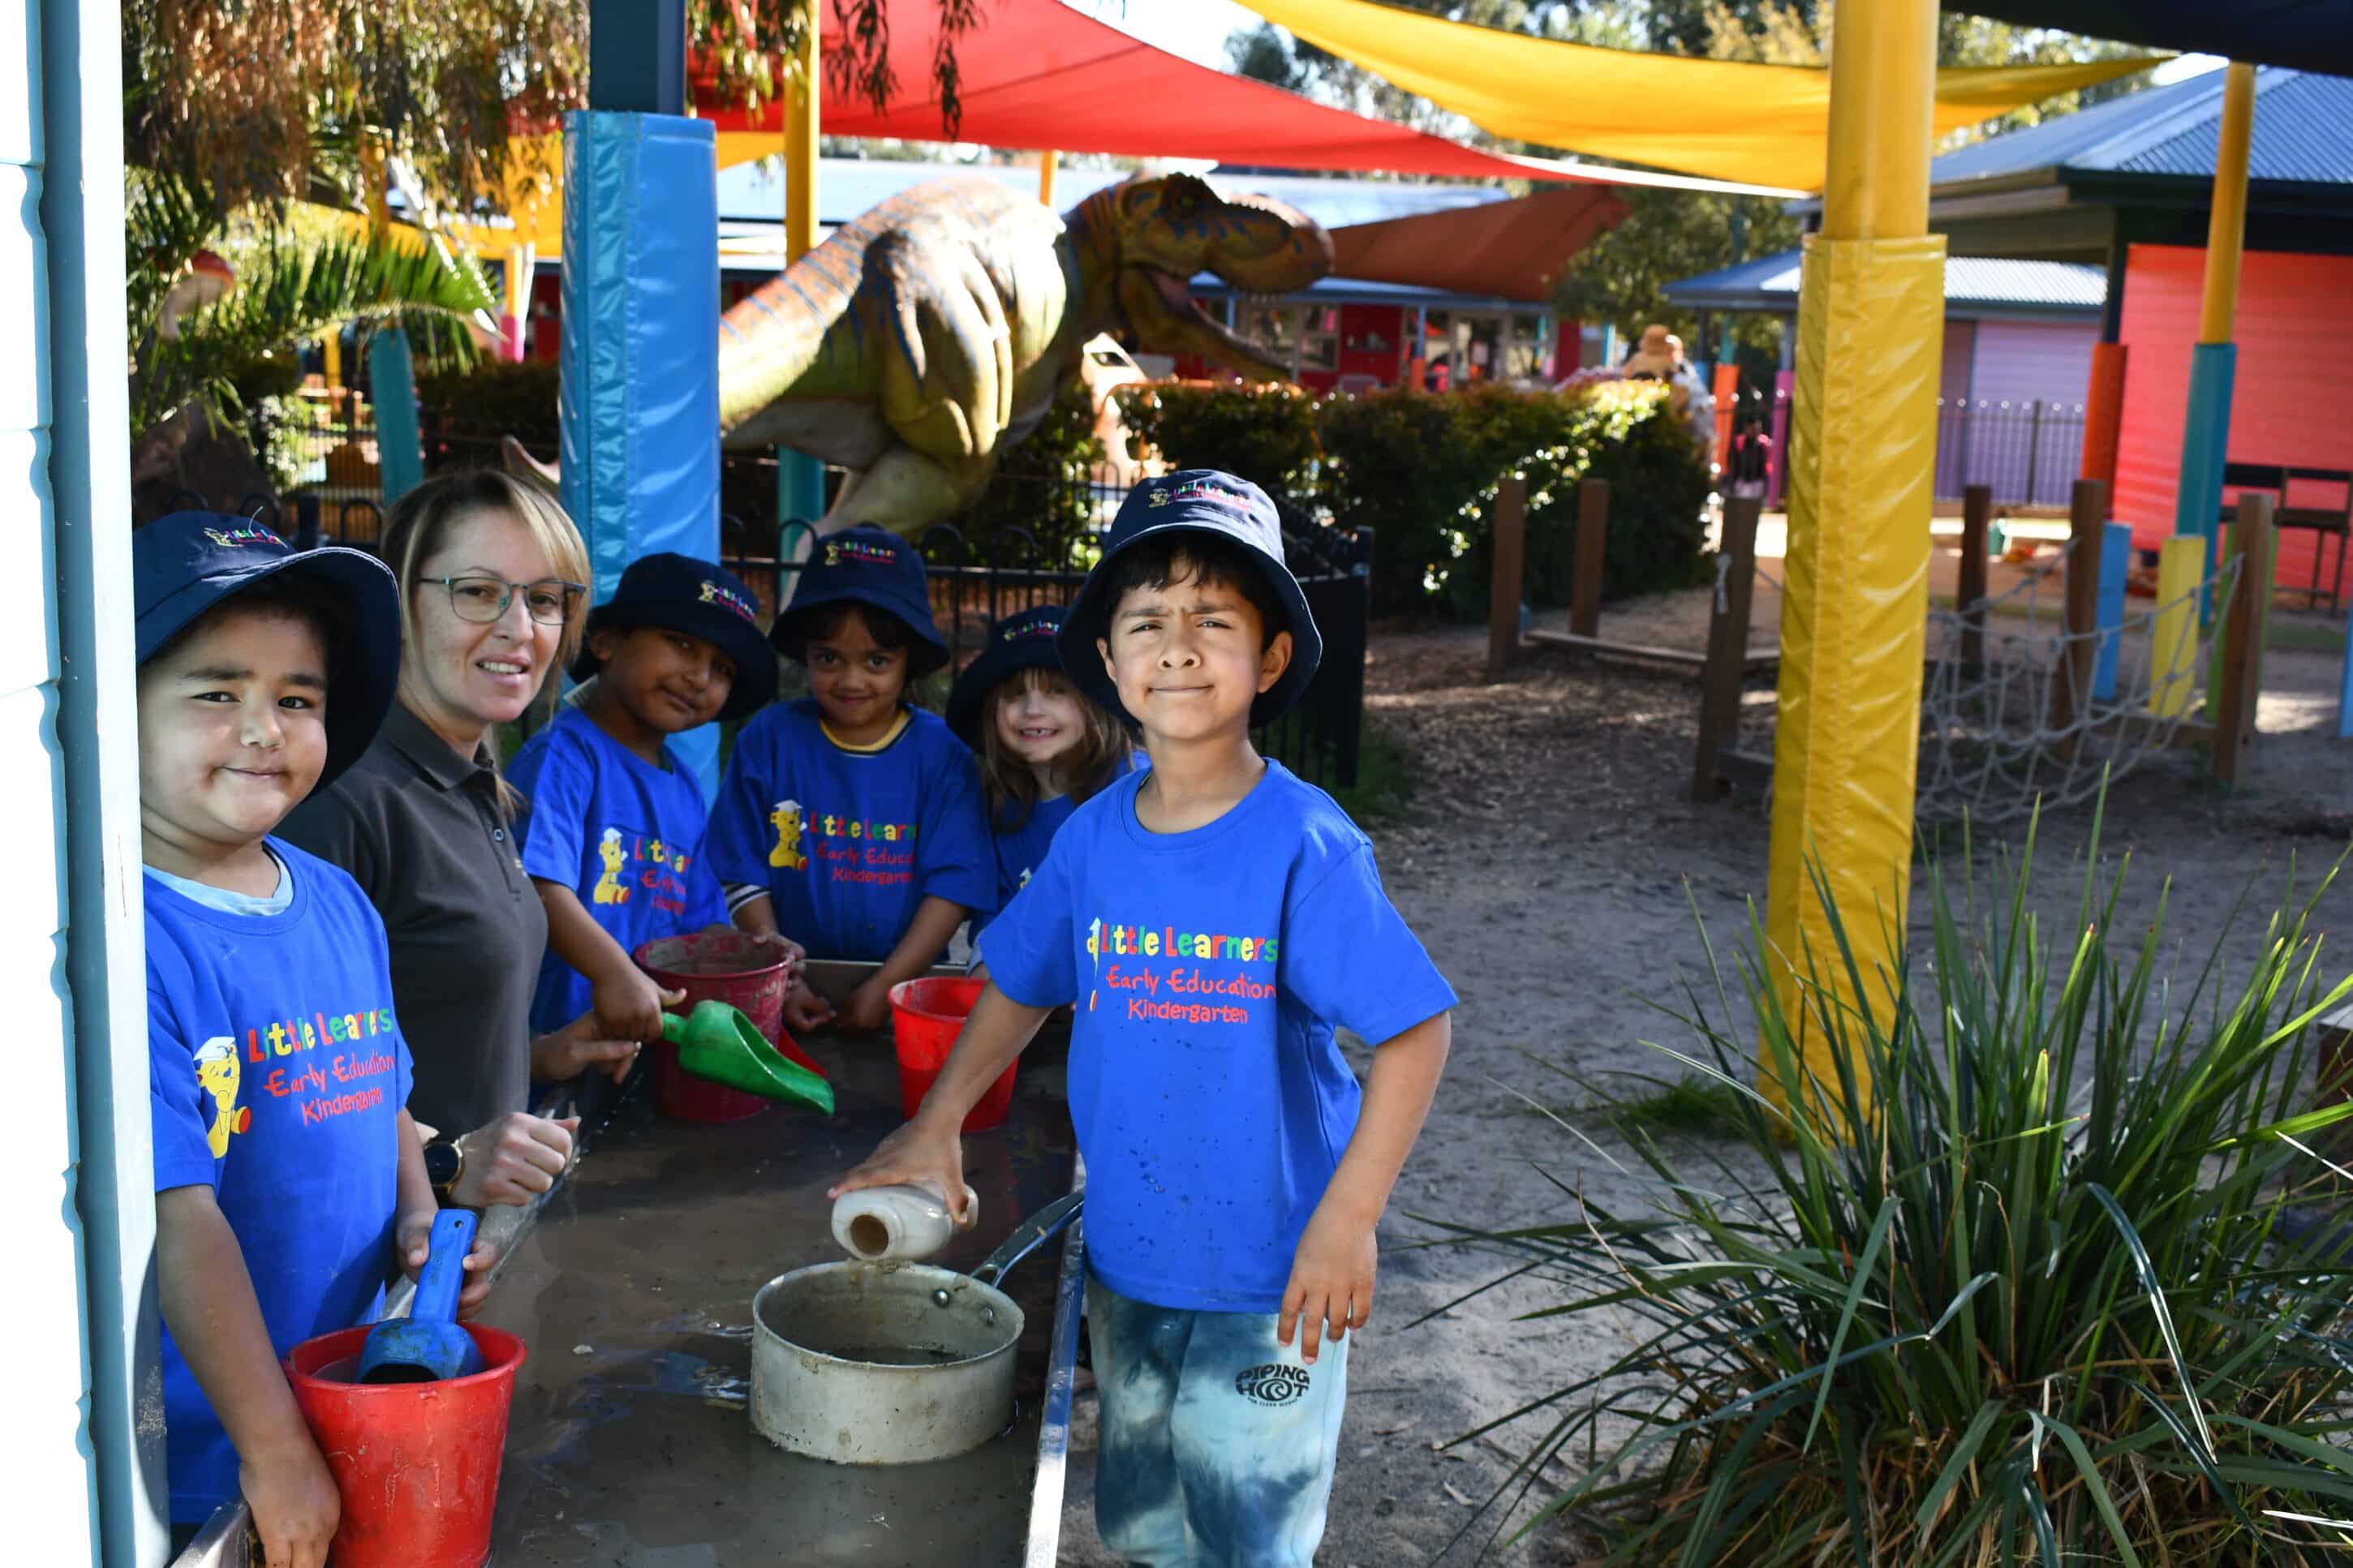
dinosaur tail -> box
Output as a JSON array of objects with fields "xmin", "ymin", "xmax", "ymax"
[{"xmin": 716, "ymin": 256, "xmax": 848, "ymax": 438}]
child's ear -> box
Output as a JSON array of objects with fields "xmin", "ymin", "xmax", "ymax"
[
  {"xmin": 1097, "ymin": 637, "xmax": 1116, "ymax": 682},
  {"xmin": 587, "ymin": 625, "xmax": 624, "ymax": 664},
  {"xmin": 1257, "ymin": 629, "xmax": 1293, "ymax": 694}
]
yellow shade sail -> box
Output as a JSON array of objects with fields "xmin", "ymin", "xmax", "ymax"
[{"xmin": 1238, "ymin": 0, "xmax": 2163, "ymax": 191}]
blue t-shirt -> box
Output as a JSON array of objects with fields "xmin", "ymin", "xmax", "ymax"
[
  {"xmin": 145, "ymin": 841, "xmax": 415, "ymax": 1524},
  {"xmin": 979, "ymin": 763, "xmax": 1456, "ymax": 1313},
  {"xmin": 975, "ymin": 794, "xmax": 1076, "ymax": 943},
  {"xmin": 706, "ymin": 700, "xmax": 996, "ymax": 961},
  {"xmin": 509, "ymin": 707, "xmax": 729, "ymax": 1033}
]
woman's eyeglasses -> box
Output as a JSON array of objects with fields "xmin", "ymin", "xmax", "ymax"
[{"xmin": 422, "ymin": 575, "xmax": 587, "ymax": 626}]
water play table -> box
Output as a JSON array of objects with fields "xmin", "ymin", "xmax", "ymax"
[{"xmin": 478, "ymin": 967, "xmax": 1082, "ymax": 1567}]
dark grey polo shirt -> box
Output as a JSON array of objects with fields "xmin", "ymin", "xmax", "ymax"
[{"xmin": 279, "ymin": 700, "xmax": 545, "ymax": 1141}]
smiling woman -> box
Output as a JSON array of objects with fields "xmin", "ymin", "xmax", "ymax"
[{"xmin": 278, "ymin": 471, "xmax": 641, "ymax": 1215}]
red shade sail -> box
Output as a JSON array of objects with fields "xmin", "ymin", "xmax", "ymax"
[
  {"xmin": 696, "ymin": 0, "xmax": 1781, "ymax": 193},
  {"xmin": 1330, "ymin": 186, "xmax": 1628, "ymax": 303}
]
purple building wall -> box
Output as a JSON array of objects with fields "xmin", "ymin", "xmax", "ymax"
[{"xmin": 1937, "ymin": 318, "xmax": 2098, "ymax": 506}]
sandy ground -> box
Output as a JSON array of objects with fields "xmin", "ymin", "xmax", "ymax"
[{"xmin": 1055, "ymin": 586, "xmax": 2353, "ymax": 1566}]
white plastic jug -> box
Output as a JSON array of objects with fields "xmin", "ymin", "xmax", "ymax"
[{"xmin": 831, "ymin": 1182, "xmax": 980, "ymax": 1263}]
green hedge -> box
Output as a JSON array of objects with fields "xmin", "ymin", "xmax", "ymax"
[{"xmin": 1116, "ymin": 379, "xmax": 1713, "ymax": 618}]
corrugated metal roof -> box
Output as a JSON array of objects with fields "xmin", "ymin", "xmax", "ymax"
[
  {"xmin": 1929, "ymin": 67, "xmax": 2353, "ymax": 190},
  {"xmin": 1664, "ymin": 250, "xmax": 2105, "ymax": 314},
  {"xmin": 714, "ymin": 157, "xmax": 1508, "ymax": 230}
]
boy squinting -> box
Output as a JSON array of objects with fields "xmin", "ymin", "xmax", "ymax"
[{"xmin": 834, "ymin": 472, "xmax": 1454, "ymax": 1566}]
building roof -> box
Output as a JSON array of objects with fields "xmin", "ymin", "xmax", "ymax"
[
  {"xmin": 1664, "ymin": 251, "xmax": 2106, "ymax": 318},
  {"xmin": 714, "ymin": 157, "xmax": 1512, "ymax": 230},
  {"xmin": 1928, "ymin": 67, "xmax": 2353, "ymax": 192},
  {"xmin": 1950, "ymin": 0, "xmax": 2353, "ymax": 79}
]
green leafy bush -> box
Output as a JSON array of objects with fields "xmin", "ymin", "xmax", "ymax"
[
  {"xmin": 1124, "ymin": 379, "xmax": 1712, "ymax": 618},
  {"xmin": 415, "ymin": 360, "xmax": 560, "ymax": 462},
  {"xmin": 1113, "ymin": 380, "xmax": 1323, "ymax": 500},
  {"xmin": 1439, "ymin": 815, "xmax": 2353, "ymax": 1566}
]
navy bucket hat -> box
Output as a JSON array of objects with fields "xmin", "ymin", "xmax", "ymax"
[
  {"xmin": 1056, "ymin": 470, "xmax": 1323, "ymax": 727},
  {"xmin": 946, "ymin": 604, "xmax": 1073, "ymax": 749},
  {"xmin": 134, "ymin": 512, "xmax": 402, "ymax": 793},
  {"xmin": 770, "ymin": 522, "xmax": 948, "ymax": 677},
  {"xmin": 570, "ymin": 552, "xmax": 778, "ymax": 722}
]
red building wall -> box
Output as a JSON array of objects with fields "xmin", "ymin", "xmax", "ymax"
[{"xmin": 2114, "ymin": 243, "xmax": 2353, "ymax": 595}]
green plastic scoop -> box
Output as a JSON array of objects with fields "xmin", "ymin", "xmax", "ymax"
[{"xmin": 662, "ymin": 1000, "xmax": 835, "ymax": 1115}]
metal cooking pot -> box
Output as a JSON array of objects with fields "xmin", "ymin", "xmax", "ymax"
[{"xmin": 751, "ymin": 1192, "xmax": 1082, "ymax": 1464}]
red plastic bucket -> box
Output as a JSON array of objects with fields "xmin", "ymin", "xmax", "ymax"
[
  {"xmin": 889, "ymin": 976, "xmax": 1017, "ymax": 1131},
  {"xmin": 634, "ymin": 932, "xmax": 805, "ymax": 1123},
  {"xmin": 283, "ymin": 1322, "xmax": 525, "ymax": 1568}
]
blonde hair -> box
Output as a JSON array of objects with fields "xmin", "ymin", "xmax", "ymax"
[
  {"xmin": 381, "ymin": 470, "xmax": 592, "ymax": 674},
  {"xmin": 381, "ymin": 470, "xmax": 591, "ymax": 814},
  {"xmin": 978, "ymin": 667, "xmax": 1131, "ymax": 832}
]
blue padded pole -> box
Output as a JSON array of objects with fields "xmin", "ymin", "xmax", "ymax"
[
  {"xmin": 2093, "ymin": 519, "xmax": 2130, "ymax": 701},
  {"xmin": 560, "ymin": 109, "xmax": 722, "ymax": 797},
  {"xmin": 367, "ymin": 328, "xmax": 424, "ymax": 507},
  {"xmin": 2339, "ymin": 618, "xmax": 2353, "ymax": 741}
]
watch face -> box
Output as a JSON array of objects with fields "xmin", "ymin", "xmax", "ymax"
[{"xmin": 425, "ymin": 1141, "xmax": 461, "ymax": 1188}]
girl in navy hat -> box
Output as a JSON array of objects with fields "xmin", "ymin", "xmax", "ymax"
[
  {"xmin": 704, "ymin": 524, "xmax": 996, "ymax": 1033},
  {"xmin": 945, "ymin": 604, "xmax": 1134, "ymax": 943},
  {"xmin": 133, "ymin": 512, "xmax": 495, "ymax": 1560},
  {"xmin": 507, "ymin": 552, "xmax": 786, "ymax": 1044}
]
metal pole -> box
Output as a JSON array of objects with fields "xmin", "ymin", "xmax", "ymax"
[
  {"xmin": 1039, "ymin": 149, "xmax": 1059, "ymax": 208},
  {"xmin": 2172, "ymin": 61, "xmax": 2257, "ymax": 625},
  {"xmin": 779, "ymin": 21, "xmax": 827, "ymax": 531}
]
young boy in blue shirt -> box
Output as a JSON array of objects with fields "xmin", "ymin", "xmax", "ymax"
[
  {"xmin": 705, "ymin": 523, "xmax": 996, "ymax": 1033},
  {"xmin": 509, "ymin": 552, "xmax": 781, "ymax": 1042},
  {"xmin": 833, "ymin": 473, "xmax": 1455, "ymax": 1566},
  {"xmin": 138, "ymin": 514, "xmax": 494, "ymax": 1565}
]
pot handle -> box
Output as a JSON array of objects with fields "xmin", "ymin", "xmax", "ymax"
[{"xmin": 970, "ymin": 1192, "xmax": 1084, "ymax": 1289}]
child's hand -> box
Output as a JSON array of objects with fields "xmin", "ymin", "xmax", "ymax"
[
  {"xmin": 1278, "ymin": 1203, "xmax": 1379, "ymax": 1366},
  {"xmin": 827, "ymin": 1119, "xmax": 969, "ymax": 1220},
  {"xmin": 594, "ymin": 968, "xmax": 685, "ymax": 1045},
  {"xmin": 240, "ymin": 1429, "xmax": 341, "ymax": 1568},
  {"xmin": 396, "ymin": 1208, "xmax": 501, "ymax": 1317},
  {"xmin": 837, "ymin": 978, "xmax": 893, "ymax": 1034},
  {"xmin": 535, "ymin": 1013, "xmax": 643, "ymax": 1085},
  {"xmin": 783, "ymin": 981, "xmax": 836, "ymax": 1034},
  {"xmin": 451, "ymin": 1114, "xmax": 579, "ymax": 1207}
]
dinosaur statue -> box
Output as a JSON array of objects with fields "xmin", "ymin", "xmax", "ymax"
[{"xmin": 508, "ymin": 172, "xmax": 1331, "ymax": 535}]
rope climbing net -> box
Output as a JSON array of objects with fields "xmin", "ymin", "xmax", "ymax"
[
  {"xmin": 1744, "ymin": 543, "xmax": 2241, "ymax": 827},
  {"xmin": 1912, "ymin": 544, "xmax": 2237, "ymax": 824}
]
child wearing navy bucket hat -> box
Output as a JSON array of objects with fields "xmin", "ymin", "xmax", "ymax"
[
  {"xmin": 507, "ymin": 552, "xmax": 781, "ymax": 1044},
  {"xmin": 705, "ymin": 523, "xmax": 995, "ymax": 1033},
  {"xmin": 135, "ymin": 513, "xmax": 495, "ymax": 1558},
  {"xmin": 833, "ymin": 472, "xmax": 1456, "ymax": 1567},
  {"xmin": 945, "ymin": 604, "xmax": 1136, "ymax": 943}
]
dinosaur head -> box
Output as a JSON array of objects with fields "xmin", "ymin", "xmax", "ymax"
[{"xmin": 1103, "ymin": 174, "xmax": 1333, "ymax": 383}]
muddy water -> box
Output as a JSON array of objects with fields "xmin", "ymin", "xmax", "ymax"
[{"xmin": 480, "ymin": 1020, "xmax": 1075, "ymax": 1566}]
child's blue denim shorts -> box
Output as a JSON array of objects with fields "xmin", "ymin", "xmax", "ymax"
[{"xmin": 1086, "ymin": 1272, "xmax": 1350, "ymax": 1567}]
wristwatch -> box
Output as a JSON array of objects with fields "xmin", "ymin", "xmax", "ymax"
[{"xmin": 424, "ymin": 1137, "xmax": 466, "ymax": 1202}]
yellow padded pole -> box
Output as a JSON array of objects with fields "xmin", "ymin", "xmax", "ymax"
[
  {"xmin": 785, "ymin": 25, "xmax": 820, "ymax": 264},
  {"xmin": 2199, "ymin": 63, "xmax": 2256, "ymax": 346},
  {"xmin": 1761, "ymin": 0, "xmax": 1943, "ymax": 1119},
  {"xmin": 1818, "ymin": 0, "xmax": 1936, "ymax": 242},
  {"xmin": 2148, "ymin": 536, "xmax": 2205, "ymax": 717},
  {"xmin": 1040, "ymin": 149, "xmax": 1060, "ymax": 208}
]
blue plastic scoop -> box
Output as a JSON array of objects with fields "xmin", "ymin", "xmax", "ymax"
[{"xmin": 357, "ymin": 1209, "xmax": 486, "ymax": 1385}]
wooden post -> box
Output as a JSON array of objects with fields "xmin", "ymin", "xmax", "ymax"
[
  {"xmin": 1693, "ymin": 494, "xmax": 1764, "ymax": 801},
  {"xmin": 1958, "ymin": 484, "xmax": 1990, "ymax": 671},
  {"xmin": 1486, "ymin": 475, "xmax": 1527, "ymax": 682},
  {"xmin": 2214, "ymin": 491, "xmax": 2271, "ymax": 788},
  {"xmin": 2049, "ymin": 479, "xmax": 2106, "ymax": 751},
  {"xmin": 1570, "ymin": 479, "xmax": 1610, "ymax": 639}
]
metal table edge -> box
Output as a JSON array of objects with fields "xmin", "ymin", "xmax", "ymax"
[{"xmin": 1022, "ymin": 1151, "xmax": 1088, "ymax": 1568}]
